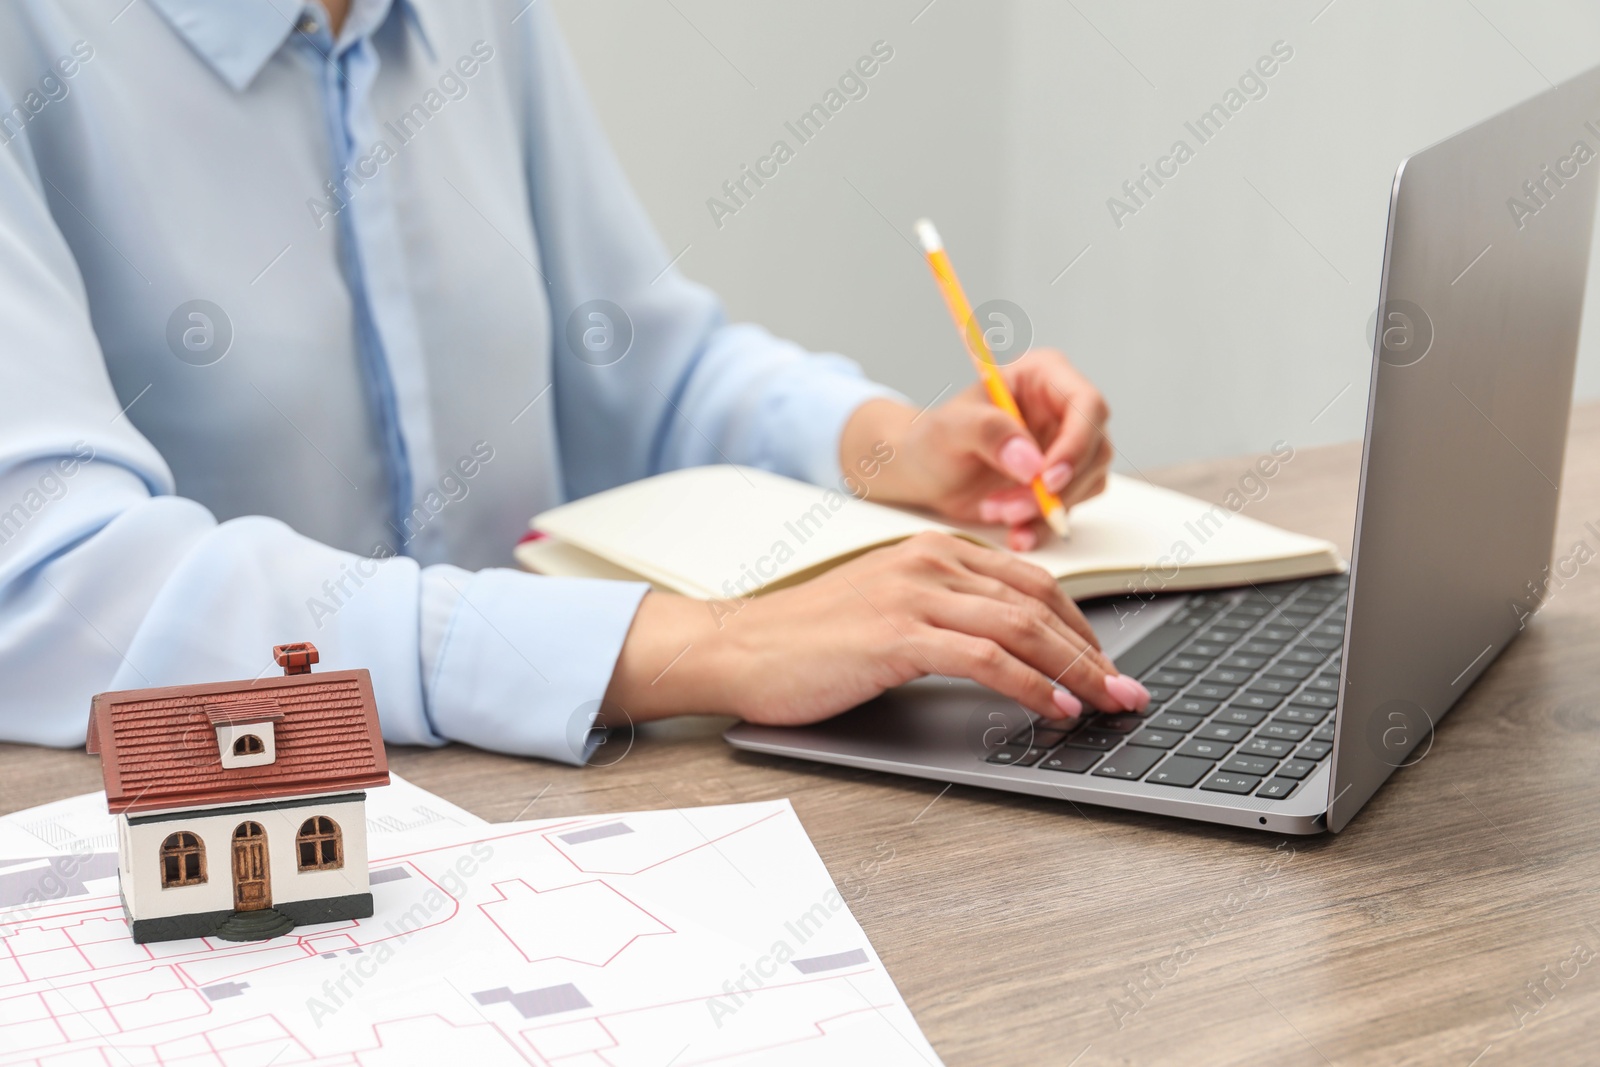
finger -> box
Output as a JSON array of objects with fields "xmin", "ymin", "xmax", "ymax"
[
  {"xmin": 941, "ymin": 564, "xmax": 1104, "ymax": 664},
  {"xmin": 1006, "ymin": 519, "xmax": 1051, "ymax": 553},
  {"xmin": 917, "ymin": 627, "xmax": 1085, "ymax": 723},
  {"xmin": 924, "ymin": 591, "xmax": 1123, "ymax": 713},
  {"xmin": 945, "ymin": 403, "xmax": 1045, "ymax": 487},
  {"xmin": 941, "ymin": 539, "xmax": 1105, "ymax": 653},
  {"xmin": 1041, "ymin": 386, "xmax": 1109, "ymax": 474},
  {"xmin": 978, "ymin": 485, "xmax": 1040, "ymax": 526},
  {"xmin": 1060, "ymin": 439, "xmax": 1112, "ymax": 508}
]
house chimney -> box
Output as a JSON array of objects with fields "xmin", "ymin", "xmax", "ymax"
[{"xmin": 273, "ymin": 642, "xmax": 319, "ymax": 676}]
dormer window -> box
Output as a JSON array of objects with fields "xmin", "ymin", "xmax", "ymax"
[{"xmin": 206, "ymin": 696, "xmax": 283, "ymax": 768}]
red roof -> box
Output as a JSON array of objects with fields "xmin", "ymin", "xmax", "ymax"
[{"xmin": 88, "ymin": 667, "xmax": 390, "ymax": 815}]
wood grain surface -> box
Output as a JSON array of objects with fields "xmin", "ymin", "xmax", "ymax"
[{"xmin": 5, "ymin": 402, "xmax": 1598, "ymax": 1066}]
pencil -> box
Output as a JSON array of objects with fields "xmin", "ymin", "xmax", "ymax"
[{"xmin": 913, "ymin": 218, "xmax": 1071, "ymax": 539}]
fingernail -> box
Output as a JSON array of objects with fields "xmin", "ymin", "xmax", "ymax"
[
  {"xmin": 1000, "ymin": 499, "xmax": 1036, "ymax": 525},
  {"xmin": 1011, "ymin": 527, "xmax": 1038, "ymax": 551},
  {"xmin": 978, "ymin": 499, "xmax": 1003, "ymax": 524},
  {"xmin": 1052, "ymin": 688, "xmax": 1083, "ymax": 717},
  {"xmin": 1044, "ymin": 462, "xmax": 1073, "ymax": 491},
  {"xmin": 1104, "ymin": 674, "xmax": 1151, "ymax": 712},
  {"xmin": 999, "ymin": 436, "xmax": 1044, "ymax": 482}
]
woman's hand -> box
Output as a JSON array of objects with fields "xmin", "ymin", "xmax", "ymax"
[
  {"xmin": 839, "ymin": 347, "xmax": 1114, "ymax": 551},
  {"xmin": 604, "ymin": 532, "xmax": 1151, "ymax": 728}
]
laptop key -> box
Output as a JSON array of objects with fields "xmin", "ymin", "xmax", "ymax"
[
  {"xmin": 1257, "ymin": 626, "xmax": 1299, "ymax": 642},
  {"xmin": 1150, "ymin": 712, "xmax": 1204, "ymax": 732},
  {"xmin": 1177, "ymin": 738, "xmax": 1233, "ymax": 760},
  {"xmin": 1189, "ymin": 684, "xmax": 1236, "ymax": 701},
  {"xmin": 1296, "ymin": 740, "xmax": 1333, "ymax": 761},
  {"xmin": 1167, "ymin": 656, "xmax": 1212, "ymax": 673},
  {"xmin": 1183, "ymin": 642, "xmax": 1230, "ymax": 658},
  {"xmin": 1009, "ymin": 725, "xmax": 1069, "ymax": 747},
  {"xmin": 986, "ymin": 744, "xmax": 1048, "ymax": 766},
  {"xmin": 1039, "ymin": 747, "xmax": 1104, "ymax": 773},
  {"xmin": 1242, "ymin": 737, "xmax": 1294, "ymax": 758},
  {"xmin": 1312, "ymin": 723, "xmax": 1336, "ymax": 743},
  {"xmin": 1167, "ymin": 698, "xmax": 1219, "ymax": 717},
  {"xmin": 1147, "ymin": 755, "xmax": 1217, "ymax": 787},
  {"xmin": 1275, "ymin": 706, "xmax": 1327, "ymax": 725},
  {"xmin": 1220, "ymin": 654, "xmax": 1268, "ymax": 670},
  {"xmin": 1144, "ymin": 685, "xmax": 1180, "ymax": 704},
  {"xmin": 1203, "ymin": 668, "xmax": 1253, "ymax": 686},
  {"xmin": 1221, "ymin": 754, "xmax": 1277, "ymax": 776},
  {"xmin": 1256, "ymin": 778, "xmax": 1298, "ymax": 799},
  {"xmin": 1148, "ymin": 670, "xmax": 1195, "ymax": 688},
  {"xmin": 1197, "ymin": 722, "xmax": 1250, "ymax": 743},
  {"xmin": 1306, "ymin": 675, "xmax": 1341, "ymax": 693},
  {"xmin": 1217, "ymin": 707, "xmax": 1268, "ymax": 726},
  {"xmin": 1290, "ymin": 691, "xmax": 1338, "ymax": 710},
  {"xmin": 1200, "ymin": 772, "xmax": 1262, "ymax": 795},
  {"xmin": 1240, "ymin": 641, "xmax": 1285, "ymax": 656},
  {"xmin": 1265, "ymin": 663, "xmax": 1314, "ymax": 680},
  {"xmin": 1086, "ymin": 713, "xmax": 1143, "ymax": 734},
  {"xmin": 1230, "ymin": 692, "xmax": 1285, "ymax": 711},
  {"xmin": 1247, "ymin": 677, "xmax": 1299, "ymax": 696},
  {"xmin": 1065, "ymin": 729, "xmax": 1125, "ymax": 751},
  {"xmin": 1282, "ymin": 649, "xmax": 1325, "ymax": 666},
  {"xmin": 1275, "ymin": 759, "xmax": 1317, "ymax": 780},
  {"xmin": 1259, "ymin": 722, "xmax": 1311, "ymax": 742},
  {"xmin": 1091, "ymin": 745, "xmax": 1165, "ymax": 780},
  {"xmin": 1126, "ymin": 729, "xmax": 1183, "ymax": 750}
]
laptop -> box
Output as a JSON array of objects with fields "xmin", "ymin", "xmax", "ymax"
[{"xmin": 725, "ymin": 63, "xmax": 1600, "ymax": 834}]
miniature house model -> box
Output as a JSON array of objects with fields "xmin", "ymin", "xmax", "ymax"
[{"xmin": 86, "ymin": 643, "xmax": 390, "ymax": 944}]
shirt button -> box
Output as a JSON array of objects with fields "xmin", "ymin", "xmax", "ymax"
[{"xmin": 297, "ymin": 16, "xmax": 318, "ymax": 33}]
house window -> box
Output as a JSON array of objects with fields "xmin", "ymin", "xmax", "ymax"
[
  {"xmin": 297, "ymin": 816, "xmax": 343, "ymax": 871},
  {"xmin": 232, "ymin": 734, "xmax": 265, "ymax": 756},
  {"xmin": 159, "ymin": 832, "xmax": 205, "ymax": 887}
]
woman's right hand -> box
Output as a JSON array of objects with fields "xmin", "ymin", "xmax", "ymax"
[{"xmin": 604, "ymin": 531, "xmax": 1151, "ymax": 728}]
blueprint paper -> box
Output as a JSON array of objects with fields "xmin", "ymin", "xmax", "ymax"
[{"xmin": 0, "ymin": 799, "xmax": 941, "ymax": 1065}]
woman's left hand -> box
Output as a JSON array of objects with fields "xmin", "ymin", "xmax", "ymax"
[{"xmin": 841, "ymin": 347, "xmax": 1115, "ymax": 550}]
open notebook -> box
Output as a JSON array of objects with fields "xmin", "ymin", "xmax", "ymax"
[{"xmin": 515, "ymin": 466, "xmax": 1344, "ymax": 602}]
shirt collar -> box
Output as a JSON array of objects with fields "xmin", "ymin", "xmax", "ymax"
[{"xmin": 148, "ymin": 0, "xmax": 436, "ymax": 92}]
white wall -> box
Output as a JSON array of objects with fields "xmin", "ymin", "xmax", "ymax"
[
  {"xmin": 552, "ymin": 0, "xmax": 1600, "ymax": 470},
  {"xmin": 122, "ymin": 799, "xmax": 368, "ymax": 920}
]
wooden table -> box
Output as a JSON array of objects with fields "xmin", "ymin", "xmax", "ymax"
[{"xmin": 6, "ymin": 403, "xmax": 1599, "ymax": 1066}]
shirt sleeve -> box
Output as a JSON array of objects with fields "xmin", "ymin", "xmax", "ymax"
[
  {"xmin": 0, "ymin": 88, "xmax": 645, "ymax": 762},
  {"xmin": 513, "ymin": 5, "xmax": 907, "ymax": 501}
]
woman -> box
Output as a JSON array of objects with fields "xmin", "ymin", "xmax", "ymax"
[{"xmin": 0, "ymin": 0, "xmax": 1146, "ymax": 759}]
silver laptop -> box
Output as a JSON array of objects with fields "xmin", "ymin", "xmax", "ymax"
[{"xmin": 726, "ymin": 64, "xmax": 1600, "ymax": 834}]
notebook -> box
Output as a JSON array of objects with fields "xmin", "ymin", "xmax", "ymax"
[{"xmin": 514, "ymin": 465, "xmax": 1344, "ymax": 602}]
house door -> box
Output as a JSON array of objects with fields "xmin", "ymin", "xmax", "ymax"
[{"xmin": 231, "ymin": 822, "xmax": 271, "ymax": 910}]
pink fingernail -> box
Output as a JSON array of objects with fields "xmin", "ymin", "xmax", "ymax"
[
  {"xmin": 1000, "ymin": 499, "xmax": 1036, "ymax": 525},
  {"xmin": 1044, "ymin": 462, "xmax": 1073, "ymax": 491},
  {"xmin": 1104, "ymin": 674, "xmax": 1151, "ymax": 712},
  {"xmin": 978, "ymin": 499, "xmax": 1003, "ymax": 524},
  {"xmin": 999, "ymin": 436, "xmax": 1044, "ymax": 482},
  {"xmin": 1052, "ymin": 689, "xmax": 1083, "ymax": 717},
  {"xmin": 1012, "ymin": 527, "xmax": 1038, "ymax": 551}
]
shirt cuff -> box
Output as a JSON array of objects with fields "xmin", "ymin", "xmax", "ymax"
[
  {"xmin": 757, "ymin": 351, "xmax": 907, "ymax": 489},
  {"xmin": 420, "ymin": 565, "xmax": 650, "ymax": 764}
]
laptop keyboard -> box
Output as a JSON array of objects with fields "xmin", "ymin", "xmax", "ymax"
[{"xmin": 983, "ymin": 573, "xmax": 1349, "ymax": 801}]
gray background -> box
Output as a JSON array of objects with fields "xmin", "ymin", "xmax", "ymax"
[{"xmin": 551, "ymin": 0, "xmax": 1600, "ymax": 470}]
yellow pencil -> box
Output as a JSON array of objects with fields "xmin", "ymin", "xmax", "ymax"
[{"xmin": 913, "ymin": 218, "xmax": 1070, "ymax": 539}]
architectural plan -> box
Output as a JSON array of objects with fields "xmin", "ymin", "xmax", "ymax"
[{"xmin": 0, "ymin": 799, "xmax": 939, "ymax": 1065}]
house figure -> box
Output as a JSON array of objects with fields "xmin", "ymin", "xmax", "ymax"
[{"xmin": 86, "ymin": 642, "xmax": 390, "ymax": 944}]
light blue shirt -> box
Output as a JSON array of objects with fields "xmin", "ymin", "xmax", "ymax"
[{"xmin": 0, "ymin": 0, "xmax": 898, "ymax": 758}]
